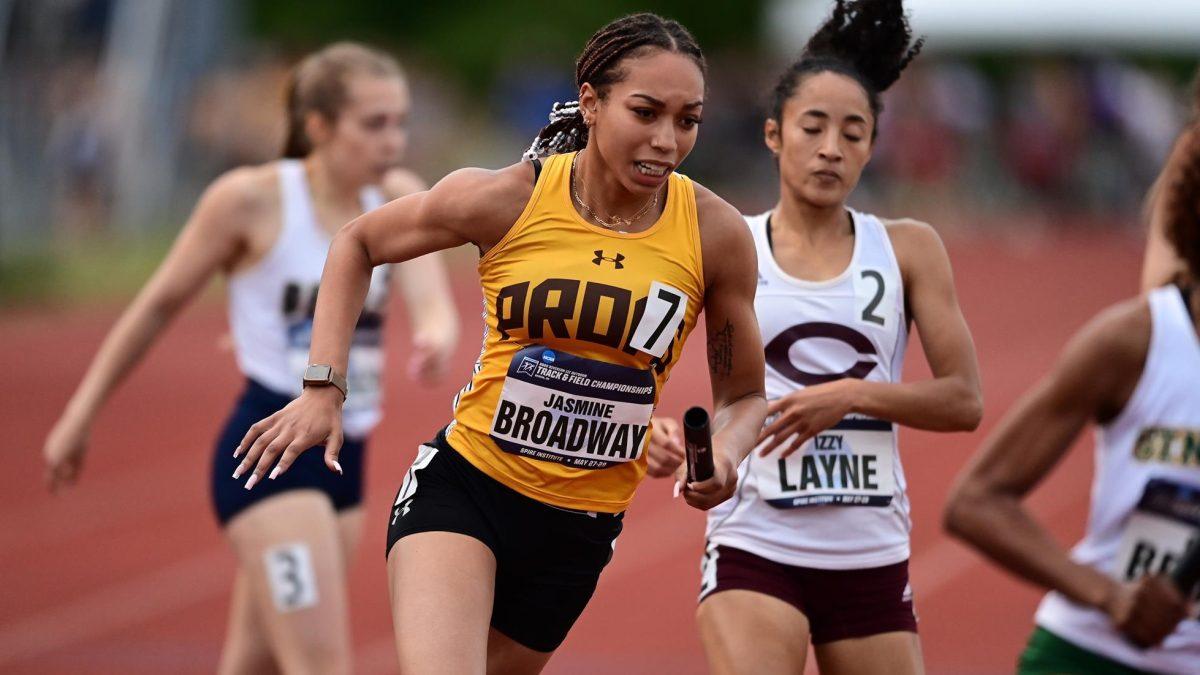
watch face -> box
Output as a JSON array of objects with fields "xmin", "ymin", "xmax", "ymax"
[{"xmin": 304, "ymin": 364, "xmax": 332, "ymax": 383}]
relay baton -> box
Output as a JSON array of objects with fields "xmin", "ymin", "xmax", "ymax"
[
  {"xmin": 683, "ymin": 406, "xmax": 714, "ymax": 482},
  {"xmin": 1172, "ymin": 537, "xmax": 1200, "ymax": 597}
]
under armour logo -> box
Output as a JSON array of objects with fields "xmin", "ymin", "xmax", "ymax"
[
  {"xmin": 592, "ymin": 250, "xmax": 625, "ymax": 269},
  {"xmin": 391, "ymin": 499, "xmax": 413, "ymax": 525}
]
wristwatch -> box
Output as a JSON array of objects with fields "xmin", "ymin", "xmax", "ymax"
[{"xmin": 302, "ymin": 364, "xmax": 348, "ymax": 400}]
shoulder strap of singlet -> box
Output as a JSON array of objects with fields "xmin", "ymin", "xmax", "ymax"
[
  {"xmin": 765, "ymin": 210, "xmax": 857, "ymax": 253},
  {"xmin": 277, "ymin": 159, "xmax": 306, "ymax": 238},
  {"xmin": 531, "ymin": 158, "xmax": 543, "ymax": 185}
]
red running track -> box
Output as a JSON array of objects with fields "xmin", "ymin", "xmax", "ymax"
[{"xmin": 0, "ymin": 230, "xmax": 1142, "ymax": 673}]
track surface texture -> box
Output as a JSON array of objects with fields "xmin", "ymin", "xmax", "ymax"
[{"xmin": 2, "ymin": 230, "xmax": 1143, "ymax": 673}]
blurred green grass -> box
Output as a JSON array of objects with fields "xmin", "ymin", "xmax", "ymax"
[{"xmin": 0, "ymin": 235, "xmax": 177, "ymax": 307}]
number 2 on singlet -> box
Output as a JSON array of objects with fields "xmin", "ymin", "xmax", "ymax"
[{"xmin": 855, "ymin": 269, "xmax": 891, "ymax": 327}]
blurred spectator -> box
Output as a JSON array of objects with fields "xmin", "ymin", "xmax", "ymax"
[
  {"xmin": 1, "ymin": 0, "xmax": 1195, "ymax": 262},
  {"xmin": 45, "ymin": 56, "xmax": 112, "ymax": 241}
]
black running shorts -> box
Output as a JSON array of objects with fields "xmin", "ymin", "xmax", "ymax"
[{"xmin": 386, "ymin": 429, "xmax": 624, "ymax": 652}]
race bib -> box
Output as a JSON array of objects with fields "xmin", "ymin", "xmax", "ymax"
[
  {"xmin": 287, "ymin": 317, "xmax": 383, "ymax": 415},
  {"xmin": 755, "ymin": 416, "xmax": 896, "ymax": 508},
  {"xmin": 490, "ymin": 345, "xmax": 655, "ymax": 470},
  {"xmin": 1113, "ymin": 478, "xmax": 1200, "ymax": 582}
]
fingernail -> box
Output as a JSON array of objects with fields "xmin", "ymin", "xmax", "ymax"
[
  {"xmin": 233, "ymin": 445, "xmax": 241, "ymax": 458},
  {"xmin": 244, "ymin": 474, "xmax": 259, "ymax": 490},
  {"xmin": 269, "ymin": 467, "xmax": 280, "ymax": 480},
  {"xmin": 672, "ymin": 481, "xmax": 682, "ymax": 499},
  {"xmin": 232, "ymin": 466, "xmax": 244, "ymax": 479},
  {"xmin": 333, "ymin": 461, "xmax": 344, "ymax": 475}
]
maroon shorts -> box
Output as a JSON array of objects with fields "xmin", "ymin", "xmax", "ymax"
[{"xmin": 699, "ymin": 544, "xmax": 917, "ymax": 644}]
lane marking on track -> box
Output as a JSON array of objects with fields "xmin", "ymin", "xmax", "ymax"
[
  {"xmin": 355, "ymin": 446, "xmax": 1094, "ymax": 673},
  {"xmin": 0, "ymin": 547, "xmax": 230, "ymax": 667},
  {"xmin": 911, "ymin": 472, "xmax": 1092, "ymax": 601}
]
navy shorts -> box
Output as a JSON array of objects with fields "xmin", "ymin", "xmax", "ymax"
[
  {"xmin": 210, "ymin": 379, "xmax": 366, "ymax": 526},
  {"xmin": 699, "ymin": 544, "xmax": 917, "ymax": 644},
  {"xmin": 386, "ymin": 429, "xmax": 624, "ymax": 652}
]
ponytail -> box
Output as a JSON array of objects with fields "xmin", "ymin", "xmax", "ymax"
[{"xmin": 522, "ymin": 101, "xmax": 586, "ymax": 161}]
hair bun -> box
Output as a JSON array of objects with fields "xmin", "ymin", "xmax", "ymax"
[{"xmin": 803, "ymin": 0, "xmax": 923, "ymax": 94}]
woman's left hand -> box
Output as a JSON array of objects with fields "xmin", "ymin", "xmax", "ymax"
[{"xmin": 757, "ymin": 379, "xmax": 856, "ymax": 458}]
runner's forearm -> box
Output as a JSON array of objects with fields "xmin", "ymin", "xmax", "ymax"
[
  {"xmin": 713, "ymin": 392, "xmax": 767, "ymax": 466},
  {"xmin": 308, "ymin": 227, "xmax": 376, "ymax": 375},
  {"xmin": 64, "ymin": 291, "xmax": 187, "ymax": 427},
  {"xmin": 849, "ymin": 376, "xmax": 982, "ymax": 432},
  {"xmin": 945, "ymin": 485, "xmax": 1115, "ymax": 610}
]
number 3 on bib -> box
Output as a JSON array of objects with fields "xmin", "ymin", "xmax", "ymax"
[{"xmin": 630, "ymin": 281, "xmax": 688, "ymax": 359}]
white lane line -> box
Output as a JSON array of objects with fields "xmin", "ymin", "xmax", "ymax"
[
  {"xmin": 353, "ymin": 497, "xmax": 696, "ymax": 672},
  {"xmin": 911, "ymin": 478, "xmax": 1092, "ymax": 601},
  {"xmin": 0, "ymin": 547, "xmax": 230, "ymax": 667}
]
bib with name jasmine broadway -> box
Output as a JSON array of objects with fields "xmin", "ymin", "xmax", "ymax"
[{"xmin": 445, "ymin": 152, "xmax": 704, "ymax": 513}]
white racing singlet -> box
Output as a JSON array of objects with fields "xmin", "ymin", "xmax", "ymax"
[
  {"xmin": 1034, "ymin": 285, "xmax": 1200, "ymax": 673},
  {"xmin": 705, "ymin": 210, "xmax": 911, "ymax": 570},
  {"xmin": 227, "ymin": 160, "xmax": 390, "ymax": 439}
]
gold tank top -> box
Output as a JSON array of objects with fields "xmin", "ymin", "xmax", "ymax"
[{"xmin": 445, "ymin": 152, "xmax": 705, "ymax": 512}]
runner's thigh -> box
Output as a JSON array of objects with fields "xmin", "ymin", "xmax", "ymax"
[
  {"xmin": 388, "ymin": 531, "xmax": 497, "ymax": 674},
  {"xmin": 698, "ymin": 590, "xmax": 810, "ymax": 675},
  {"xmin": 225, "ymin": 490, "xmax": 351, "ymax": 675},
  {"xmin": 815, "ymin": 631, "xmax": 924, "ymax": 675}
]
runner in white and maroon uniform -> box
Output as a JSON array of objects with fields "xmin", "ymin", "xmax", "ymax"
[{"xmin": 647, "ymin": 2, "xmax": 982, "ymax": 673}]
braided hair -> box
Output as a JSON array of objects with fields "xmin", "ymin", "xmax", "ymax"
[
  {"xmin": 770, "ymin": 0, "xmax": 923, "ymax": 140},
  {"xmin": 522, "ymin": 13, "xmax": 706, "ymax": 160},
  {"xmin": 1164, "ymin": 123, "xmax": 1200, "ymax": 280}
]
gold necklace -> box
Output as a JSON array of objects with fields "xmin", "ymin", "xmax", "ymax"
[{"xmin": 571, "ymin": 152, "xmax": 660, "ymax": 232}]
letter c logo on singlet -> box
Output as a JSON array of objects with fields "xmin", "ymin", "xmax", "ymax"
[
  {"xmin": 758, "ymin": 322, "xmax": 894, "ymax": 509},
  {"xmin": 763, "ymin": 322, "xmax": 878, "ymax": 386}
]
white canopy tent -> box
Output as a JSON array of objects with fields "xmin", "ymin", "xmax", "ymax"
[{"xmin": 767, "ymin": 0, "xmax": 1200, "ymax": 53}]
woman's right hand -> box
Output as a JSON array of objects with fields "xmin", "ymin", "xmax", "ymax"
[
  {"xmin": 233, "ymin": 386, "xmax": 346, "ymax": 489},
  {"xmin": 646, "ymin": 416, "xmax": 685, "ymax": 478},
  {"xmin": 1102, "ymin": 574, "xmax": 1190, "ymax": 649},
  {"xmin": 44, "ymin": 415, "xmax": 90, "ymax": 493}
]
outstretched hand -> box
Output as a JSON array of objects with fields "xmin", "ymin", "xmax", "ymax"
[
  {"xmin": 44, "ymin": 415, "xmax": 89, "ymax": 493},
  {"xmin": 232, "ymin": 386, "xmax": 345, "ymax": 489}
]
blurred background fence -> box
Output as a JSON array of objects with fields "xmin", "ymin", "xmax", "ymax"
[{"xmin": 1, "ymin": 0, "xmax": 1199, "ymax": 300}]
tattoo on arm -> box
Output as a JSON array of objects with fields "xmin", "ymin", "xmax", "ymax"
[{"xmin": 708, "ymin": 319, "xmax": 734, "ymax": 379}]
